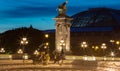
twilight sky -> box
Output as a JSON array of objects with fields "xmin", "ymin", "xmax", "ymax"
[{"xmin": 0, "ymin": 0, "xmax": 120, "ymax": 33}]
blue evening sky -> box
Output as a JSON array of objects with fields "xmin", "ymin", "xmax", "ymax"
[{"xmin": 0, "ymin": 0, "xmax": 120, "ymax": 33}]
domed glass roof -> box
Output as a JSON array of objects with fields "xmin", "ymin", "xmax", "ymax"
[{"xmin": 71, "ymin": 8, "xmax": 120, "ymax": 27}]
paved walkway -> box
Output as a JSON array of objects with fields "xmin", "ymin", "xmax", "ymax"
[
  {"xmin": 0, "ymin": 60, "xmax": 120, "ymax": 71},
  {"xmin": 0, "ymin": 63, "xmax": 120, "ymax": 71}
]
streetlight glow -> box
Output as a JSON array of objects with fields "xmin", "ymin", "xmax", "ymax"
[
  {"xmin": 0, "ymin": 48, "xmax": 5, "ymax": 53},
  {"xmin": 17, "ymin": 49, "xmax": 23, "ymax": 54},
  {"xmin": 45, "ymin": 34, "xmax": 49, "ymax": 38},
  {"xmin": 81, "ymin": 41, "xmax": 88, "ymax": 55},
  {"xmin": 20, "ymin": 37, "xmax": 28, "ymax": 53},
  {"xmin": 81, "ymin": 41, "xmax": 88, "ymax": 48},
  {"xmin": 101, "ymin": 43, "xmax": 107, "ymax": 49},
  {"xmin": 26, "ymin": 41, "xmax": 28, "ymax": 44},
  {"xmin": 21, "ymin": 41, "xmax": 24, "ymax": 44},
  {"xmin": 46, "ymin": 42, "xmax": 49, "ymax": 46},
  {"xmin": 20, "ymin": 37, "xmax": 28, "ymax": 45},
  {"xmin": 59, "ymin": 39, "xmax": 65, "ymax": 51},
  {"xmin": 23, "ymin": 37, "xmax": 27, "ymax": 41},
  {"xmin": 110, "ymin": 51, "xmax": 115, "ymax": 57},
  {"xmin": 110, "ymin": 40, "xmax": 115, "ymax": 43},
  {"xmin": 34, "ymin": 50, "xmax": 39, "ymax": 55},
  {"xmin": 116, "ymin": 41, "xmax": 120, "ymax": 45},
  {"xmin": 119, "ymin": 47, "xmax": 120, "ymax": 50}
]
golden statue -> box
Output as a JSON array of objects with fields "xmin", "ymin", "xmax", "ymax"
[{"xmin": 58, "ymin": 0, "xmax": 68, "ymax": 14}]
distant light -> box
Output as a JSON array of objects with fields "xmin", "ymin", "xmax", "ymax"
[
  {"xmin": 34, "ymin": 50, "xmax": 39, "ymax": 55},
  {"xmin": 81, "ymin": 41, "xmax": 88, "ymax": 48},
  {"xmin": 23, "ymin": 54, "xmax": 28, "ymax": 60},
  {"xmin": 20, "ymin": 37, "xmax": 28, "ymax": 45},
  {"xmin": 116, "ymin": 41, "xmax": 120, "ymax": 45},
  {"xmin": 9, "ymin": 55, "xmax": 12, "ymax": 59},
  {"xmin": 119, "ymin": 47, "xmax": 120, "ymax": 50},
  {"xmin": 92, "ymin": 46, "xmax": 94, "ymax": 49},
  {"xmin": 83, "ymin": 56, "xmax": 88, "ymax": 61},
  {"xmin": 101, "ymin": 43, "xmax": 107, "ymax": 49},
  {"xmin": 17, "ymin": 49, "xmax": 23, "ymax": 54},
  {"xmin": 45, "ymin": 34, "xmax": 49, "ymax": 38},
  {"xmin": 92, "ymin": 56, "xmax": 96, "ymax": 61},
  {"xmin": 26, "ymin": 41, "xmax": 28, "ymax": 44},
  {"xmin": 83, "ymin": 42, "xmax": 86, "ymax": 44},
  {"xmin": 23, "ymin": 37, "xmax": 27, "ymax": 41},
  {"xmin": 110, "ymin": 40, "xmax": 115, "ymax": 43},
  {"xmin": 102, "ymin": 43, "xmax": 106, "ymax": 46},
  {"xmin": 103, "ymin": 56, "xmax": 107, "ymax": 61},
  {"xmin": 83, "ymin": 56, "xmax": 96, "ymax": 61},
  {"xmin": 46, "ymin": 42, "xmax": 49, "ymax": 46},
  {"xmin": 110, "ymin": 52, "xmax": 115, "ymax": 57},
  {"xmin": 44, "ymin": 46, "xmax": 47, "ymax": 49},
  {"xmin": 0, "ymin": 48, "xmax": 5, "ymax": 53},
  {"xmin": 95, "ymin": 46, "xmax": 99, "ymax": 50},
  {"xmin": 21, "ymin": 41, "xmax": 24, "ymax": 44}
]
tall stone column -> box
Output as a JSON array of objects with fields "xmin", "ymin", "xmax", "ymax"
[{"xmin": 54, "ymin": 1, "xmax": 72, "ymax": 53}]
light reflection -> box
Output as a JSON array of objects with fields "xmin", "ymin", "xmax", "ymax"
[
  {"xmin": 109, "ymin": 68, "xmax": 116, "ymax": 71},
  {"xmin": 110, "ymin": 52, "xmax": 115, "ymax": 57},
  {"xmin": 83, "ymin": 56, "xmax": 88, "ymax": 61},
  {"xmin": 97, "ymin": 61, "xmax": 120, "ymax": 71},
  {"xmin": 103, "ymin": 56, "xmax": 107, "ymax": 61},
  {"xmin": 83, "ymin": 56, "xmax": 96, "ymax": 61}
]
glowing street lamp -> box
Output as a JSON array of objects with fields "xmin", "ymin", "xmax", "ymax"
[
  {"xmin": 92, "ymin": 46, "xmax": 99, "ymax": 51},
  {"xmin": 45, "ymin": 34, "xmax": 49, "ymax": 38},
  {"xmin": 116, "ymin": 41, "xmax": 120, "ymax": 45},
  {"xmin": 0, "ymin": 48, "xmax": 5, "ymax": 53},
  {"xmin": 34, "ymin": 50, "xmax": 39, "ymax": 55},
  {"xmin": 20, "ymin": 37, "xmax": 28, "ymax": 53},
  {"xmin": 60, "ymin": 39, "xmax": 65, "ymax": 51},
  {"xmin": 46, "ymin": 42, "xmax": 49, "ymax": 46},
  {"xmin": 17, "ymin": 49, "xmax": 23, "ymax": 54},
  {"xmin": 110, "ymin": 40, "xmax": 115, "ymax": 43},
  {"xmin": 101, "ymin": 43, "xmax": 107, "ymax": 56},
  {"xmin": 81, "ymin": 42, "xmax": 88, "ymax": 48},
  {"xmin": 81, "ymin": 41, "xmax": 88, "ymax": 55},
  {"xmin": 101, "ymin": 43, "xmax": 107, "ymax": 49},
  {"xmin": 44, "ymin": 34, "xmax": 49, "ymax": 53},
  {"xmin": 20, "ymin": 37, "xmax": 28, "ymax": 45}
]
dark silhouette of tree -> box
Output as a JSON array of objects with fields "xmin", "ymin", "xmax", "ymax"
[{"xmin": 0, "ymin": 27, "xmax": 44, "ymax": 55}]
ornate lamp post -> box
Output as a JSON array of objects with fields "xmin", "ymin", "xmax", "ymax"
[
  {"xmin": 60, "ymin": 39, "xmax": 65, "ymax": 52},
  {"xmin": 0, "ymin": 48, "xmax": 5, "ymax": 54},
  {"xmin": 17, "ymin": 49, "xmax": 23, "ymax": 54},
  {"xmin": 101, "ymin": 43, "xmax": 107, "ymax": 56},
  {"xmin": 34, "ymin": 50, "xmax": 39, "ymax": 56},
  {"xmin": 20, "ymin": 37, "xmax": 28, "ymax": 63},
  {"xmin": 81, "ymin": 41, "xmax": 88, "ymax": 55},
  {"xmin": 44, "ymin": 34, "xmax": 49, "ymax": 53},
  {"xmin": 20, "ymin": 37, "xmax": 28, "ymax": 53}
]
